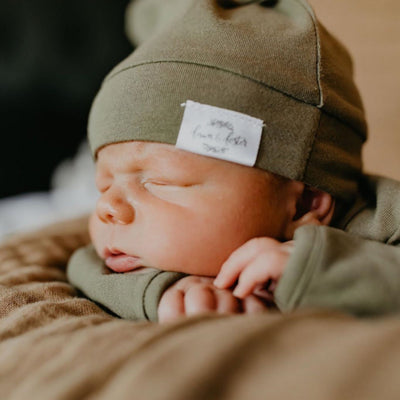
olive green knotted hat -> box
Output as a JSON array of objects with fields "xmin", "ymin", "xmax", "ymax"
[{"xmin": 88, "ymin": 0, "xmax": 367, "ymax": 200}]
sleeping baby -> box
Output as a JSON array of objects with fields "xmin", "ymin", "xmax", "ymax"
[{"xmin": 68, "ymin": 0, "xmax": 400, "ymax": 322}]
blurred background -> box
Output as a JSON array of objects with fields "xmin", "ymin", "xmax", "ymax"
[
  {"xmin": 309, "ymin": 0, "xmax": 400, "ymax": 182},
  {"xmin": 0, "ymin": 0, "xmax": 132, "ymax": 238},
  {"xmin": 0, "ymin": 0, "xmax": 399, "ymax": 239},
  {"xmin": 1, "ymin": 0, "xmax": 132, "ymax": 198}
]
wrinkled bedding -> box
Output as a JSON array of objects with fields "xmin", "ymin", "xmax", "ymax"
[{"xmin": 1, "ymin": 218, "xmax": 400, "ymax": 400}]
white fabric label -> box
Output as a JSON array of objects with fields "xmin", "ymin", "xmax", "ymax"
[{"xmin": 176, "ymin": 100, "xmax": 263, "ymax": 167}]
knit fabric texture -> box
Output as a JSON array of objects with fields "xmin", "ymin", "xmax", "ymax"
[{"xmin": 88, "ymin": 0, "xmax": 367, "ymax": 200}]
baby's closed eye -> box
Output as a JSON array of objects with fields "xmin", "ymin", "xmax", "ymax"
[{"xmin": 143, "ymin": 180, "xmax": 194, "ymax": 196}]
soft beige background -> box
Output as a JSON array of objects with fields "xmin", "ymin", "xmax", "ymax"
[{"xmin": 309, "ymin": 0, "xmax": 400, "ymax": 180}]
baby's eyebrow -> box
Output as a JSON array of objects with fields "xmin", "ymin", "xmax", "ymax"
[
  {"xmin": 138, "ymin": 146, "xmax": 193, "ymax": 170},
  {"xmin": 96, "ymin": 143, "xmax": 198, "ymax": 178}
]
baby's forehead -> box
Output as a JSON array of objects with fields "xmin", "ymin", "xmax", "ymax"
[
  {"xmin": 96, "ymin": 140, "xmax": 229, "ymax": 174},
  {"xmin": 97, "ymin": 141, "xmax": 191, "ymax": 166},
  {"xmin": 97, "ymin": 141, "xmax": 177, "ymax": 159},
  {"xmin": 95, "ymin": 140, "xmax": 272, "ymax": 185}
]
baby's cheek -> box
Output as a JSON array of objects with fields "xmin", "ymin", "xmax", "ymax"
[
  {"xmin": 88, "ymin": 213, "xmax": 104, "ymax": 256},
  {"xmin": 88, "ymin": 213, "xmax": 97, "ymax": 241}
]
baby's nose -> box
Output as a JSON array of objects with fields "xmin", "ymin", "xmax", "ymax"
[{"xmin": 96, "ymin": 189, "xmax": 135, "ymax": 225}]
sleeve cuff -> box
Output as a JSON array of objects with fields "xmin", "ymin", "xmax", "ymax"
[
  {"xmin": 275, "ymin": 225, "xmax": 323, "ymax": 312},
  {"xmin": 143, "ymin": 271, "xmax": 186, "ymax": 321}
]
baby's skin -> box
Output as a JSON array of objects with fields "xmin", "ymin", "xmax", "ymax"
[{"xmin": 90, "ymin": 141, "xmax": 335, "ymax": 322}]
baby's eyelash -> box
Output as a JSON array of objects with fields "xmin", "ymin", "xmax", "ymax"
[
  {"xmin": 143, "ymin": 181, "xmax": 181, "ymax": 188},
  {"xmin": 142, "ymin": 178, "xmax": 196, "ymax": 188},
  {"xmin": 96, "ymin": 185, "xmax": 110, "ymax": 193},
  {"xmin": 95, "ymin": 178, "xmax": 111, "ymax": 193}
]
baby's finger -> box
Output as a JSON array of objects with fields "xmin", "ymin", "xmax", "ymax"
[
  {"xmin": 184, "ymin": 285, "xmax": 217, "ymax": 316},
  {"xmin": 214, "ymin": 257, "xmax": 247, "ymax": 290},
  {"xmin": 214, "ymin": 238, "xmax": 275, "ymax": 288},
  {"xmin": 241, "ymin": 295, "xmax": 268, "ymax": 314},
  {"xmin": 233, "ymin": 251, "xmax": 283, "ymax": 299},
  {"xmin": 253, "ymin": 283, "xmax": 275, "ymax": 302},
  {"xmin": 234, "ymin": 248, "xmax": 288, "ymax": 298},
  {"xmin": 232, "ymin": 261, "xmax": 270, "ymax": 299},
  {"xmin": 158, "ymin": 288, "xmax": 185, "ymax": 323},
  {"xmin": 214, "ymin": 289, "xmax": 242, "ymax": 314}
]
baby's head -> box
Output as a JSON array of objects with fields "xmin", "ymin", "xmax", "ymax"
[
  {"xmin": 91, "ymin": 140, "xmax": 331, "ymax": 276},
  {"xmin": 88, "ymin": 0, "xmax": 367, "ymax": 276}
]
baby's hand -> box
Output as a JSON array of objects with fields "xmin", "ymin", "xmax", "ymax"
[
  {"xmin": 158, "ymin": 275, "xmax": 267, "ymax": 323},
  {"xmin": 214, "ymin": 237, "xmax": 294, "ymax": 300}
]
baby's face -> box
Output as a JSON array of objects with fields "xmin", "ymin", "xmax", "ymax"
[{"xmin": 90, "ymin": 141, "xmax": 295, "ymax": 276}]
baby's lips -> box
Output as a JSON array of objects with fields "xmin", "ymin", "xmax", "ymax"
[{"xmin": 105, "ymin": 254, "xmax": 143, "ymax": 272}]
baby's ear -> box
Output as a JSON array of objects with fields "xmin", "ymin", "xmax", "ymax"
[{"xmin": 284, "ymin": 186, "xmax": 335, "ymax": 240}]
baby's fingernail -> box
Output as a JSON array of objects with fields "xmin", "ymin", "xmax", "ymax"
[{"xmin": 213, "ymin": 278, "xmax": 221, "ymax": 286}]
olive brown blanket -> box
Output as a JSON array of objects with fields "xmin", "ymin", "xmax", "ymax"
[{"xmin": 1, "ymin": 217, "xmax": 400, "ymax": 400}]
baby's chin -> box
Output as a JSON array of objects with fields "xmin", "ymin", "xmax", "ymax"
[{"xmin": 157, "ymin": 260, "xmax": 220, "ymax": 277}]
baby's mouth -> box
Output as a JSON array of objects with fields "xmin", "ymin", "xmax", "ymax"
[{"xmin": 104, "ymin": 249, "xmax": 143, "ymax": 273}]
